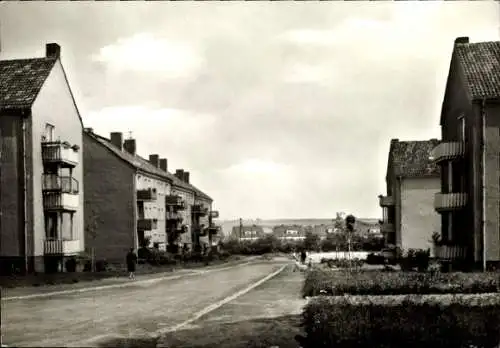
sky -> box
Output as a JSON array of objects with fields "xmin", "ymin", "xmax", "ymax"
[{"xmin": 0, "ymin": 2, "xmax": 499, "ymax": 221}]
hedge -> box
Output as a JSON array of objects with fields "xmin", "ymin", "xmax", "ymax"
[
  {"xmin": 302, "ymin": 269, "xmax": 500, "ymax": 297},
  {"xmin": 301, "ymin": 294, "xmax": 500, "ymax": 348}
]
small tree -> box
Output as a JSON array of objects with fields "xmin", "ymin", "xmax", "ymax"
[
  {"xmin": 84, "ymin": 210, "xmax": 99, "ymax": 273},
  {"xmin": 304, "ymin": 231, "xmax": 320, "ymax": 252}
]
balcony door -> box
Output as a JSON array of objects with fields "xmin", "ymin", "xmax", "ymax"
[
  {"xmin": 45, "ymin": 212, "xmax": 58, "ymax": 239},
  {"xmin": 44, "ymin": 123, "xmax": 55, "ymax": 142}
]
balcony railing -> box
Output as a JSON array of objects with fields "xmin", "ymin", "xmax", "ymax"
[
  {"xmin": 44, "ymin": 239, "xmax": 81, "ymax": 255},
  {"xmin": 137, "ymin": 218, "xmax": 158, "ymax": 231},
  {"xmin": 210, "ymin": 210, "xmax": 219, "ymax": 219},
  {"xmin": 176, "ymin": 225, "xmax": 188, "ymax": 234},
  {"xmin": 192, "ymin": 205, "xmax": 209, "ymax": 216},
  {"xmin": 380, "ymin": 223, "xmax": 395, "ymax": 233},
  {"xmin": 43, "ymin": 193, "xmax": 79, "ymax": 211},
  {"xmin": 430, "ymin": 142, "xmax": 465, "ymax": 164},
  {"xmin": 165, "ymin": 195, "xmax": 186, "ymax": 210},
  {"xmin": 208, "ymin": 224, "xmax": 221, "ymax": 234},
  {"xmin": 434, "ymin": 192, "xmax": 467, "ymax": 212},
  {"xmin": 42, "ymin": 174, "xmax": 79, "ymax": 194},
  {"xmin": 434, "ymin": 245, "xmax": 467, "ymax": 260},
  {"xmin": 137, "ymin": 188, "xmax": 157, "ymax": 201},
  {"xmin": 42, "ymin": 141, "xmax": 79, "ymax": 167},
  {"xmin": 378, "ymin": 195, "xmax": 395, "ymax": 207},
  {"xmin": 166, "ymin": 211, "xmax": 183, "ymax": 221}
]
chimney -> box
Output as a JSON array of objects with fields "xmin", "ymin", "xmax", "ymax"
[
  {"xmin": 84, "ymin": 127, "xmax": 93, "ymax": 133},
  {"xmin": 175, "ymin": 169, "xmax": 184, "ymax": 180},
  {"xmin": 184, "ymin": 171, "xmax": 190, "ymax": 184},
  {"xmin": 110, "ymin": 132, "xmax": 123, "ymax": 151},
  {"xmin": 454, "ymin": 37, "xmax": 469, "ymax": 45},
  {"xmin": 46, "ymin": 43, "xmax": 61, "ymax": 59},
  {"xmin": 159, "ymin": 158, "xmax": 168, "ymax": 171},
  {"xmin": 123, "ymin": 139, "xmax": 136, "ymax": 156},
  {"xmin": 149, "ymin": 154, "xmax": 159, "ymax": 168}
]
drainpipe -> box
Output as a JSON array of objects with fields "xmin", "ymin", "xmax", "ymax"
[
  {"xmin": 22, "ymin": 117, "xmax": 29, "ymax": 274},
  {"xmin": 481, "ymin": 99, "xmax": 487, "ymax": 271}
]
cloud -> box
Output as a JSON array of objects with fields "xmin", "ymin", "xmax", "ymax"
[
  {"xmin": 283, "ymin": 63, "xmax": 332, "ymax": 84},
  {"xmin": 84, "ymin": 106, "xmax": 216, "ymax": 153},
  {"xmin": 91, "ymin": 33, "xmax": 203, "ymax": 78}
]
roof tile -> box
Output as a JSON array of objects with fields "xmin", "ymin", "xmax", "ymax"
[
  {"xmin": 86, "ymin": 131, "xmax": 212, "ymax": 201},
  {"xmin": 0, "ymin": 58, "xmax": 56, "ymax": 110},
  {"xmin": 455, "ymin": 41, "xmax": 500, "ymax": 100},
  {"xmin": 390, "ymin": 139, "xmax": 440, "ymax": 178}
]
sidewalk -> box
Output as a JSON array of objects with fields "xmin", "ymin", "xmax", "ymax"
[{"xmin": 1, "ymin": 257, "xmax": 259, "ymax": 300}]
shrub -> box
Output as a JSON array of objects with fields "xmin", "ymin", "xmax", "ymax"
[
  {"xmin": 65, "ymin": 257, "xmax": 77, "ymax": 273},
  {"xmin": 399, "ymin": 249, "xmax": 430, "ymax": 272},
  {"xmin": 302, "ymin": 269, "xmax": 499, "ymax": 297},
  {"xmin": 366, "ymin": 252, "xmax": 386, "ymax": 265},
  {"xmin": 320, "ymin": 258, "xmax": 364, "ymax": 269},
  {"xmin": 301, "ymin": 294, "xmax": 500, "ymax": 348}
]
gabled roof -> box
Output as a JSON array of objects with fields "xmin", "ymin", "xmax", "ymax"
[
  {"xmin": 84, "ymin": 130, "xmax": 212, "ymax": 201},
  {"xmin": 0, "ymin": 57, "xmax": 57, "ymax": 111},
  {"xmin": 454, "ymin": 40, "xmax": 500, "ymax": 100},
  {"xmin": 389, "ymin": 138, "xmax": 440, "ymax": 178},
  {"xmin": 232, "ymin": 225, "xmax": 265, "ymax": 235}
]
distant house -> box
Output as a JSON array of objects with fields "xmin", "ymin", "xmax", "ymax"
[
  {"xmin": 379, "ymin": 138, "xmax": 441, "ymax": 252},
  {"xmin": 231, "ymin": 225, "xmax": 265, "ymax": 241},
  {"xmin": 273, "ymin": 224, "xmax": 306, "ymax": 241}
]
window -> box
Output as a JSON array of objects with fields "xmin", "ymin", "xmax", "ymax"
[
  {"xmin": 458, "ymin": 115, "xmax": 465, "ymax": 141},
  {"xmin": 44, "ymin": 123, "xmax": 55, "ymax": 142}
]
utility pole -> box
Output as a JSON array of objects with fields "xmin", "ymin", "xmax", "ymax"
[{"xmin": 239, "ymin": 218, "xmax": 243, "ymax": 241}]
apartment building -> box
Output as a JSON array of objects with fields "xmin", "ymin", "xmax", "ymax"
[
  {"xmin": 0, "ymin": 43, "xmax": 84, "ymax": 274},
  {"xmin": 379, "ymin": 138, "xmax": 441, "ymax": 252},
  {"xmin": 171, "ymin": 169, "xmax": 216, "ymax": 252},
  {"xmin": 83, "ymin": 129, "xmax": 216, "ymax": 262},
  {"xmin": 430, "ymin": 37, "xmax": 500, "ymax": 270}
]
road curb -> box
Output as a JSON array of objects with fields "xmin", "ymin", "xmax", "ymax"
[{"xmin": 1, "ymin": 260, "xmax": 257, "ymax": 302}]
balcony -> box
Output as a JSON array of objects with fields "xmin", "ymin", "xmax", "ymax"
[
  {"xmin": 137, "ymin": 188, "xmax": 157, "ymax": 201},
  {"xmin": 380, "ymin": 223, "xmax": 395, "ymax": 234},
  {"xmin": 208, "ymin": 224, "xmax": 221, "ymax": 234},
  {"xmin": 42, "ymin": 141, "xmax": 79, "ymax": 168},
  {"xmin": 434, "ymin": 245, "xmax": 467, "ymax": 260},
  {"xmin": 378, "ymin": 195, "xmax": 395, "ymax": 207},
  {"xmin": 176, "ymin": 225, "xmax": 188, "ymax": 234},
  {"xmin": 192, "ymin": 205, "xmax": 209, "ymax": 216},
  {"xmin": 137, "ymin": 218, "xmax": 158, "ymax": 231},
  {"xmin": 42, "ymin": 174, "xmax": 79, "ymax": 193},
  {"xmin": 210, "ymin": 210, "xmax": 219, "ymax": 219},
  {"xmin": 430, "ymin": 142, "xmax": 465, "ymax": 164},
  {"xmin": 44, "ymin": 239, "xmax": 81, "ymax": 255},
  {"xmin": 165, "ymin": 195, "xmax": 186, "ymax": 210},
  {"xmin": 43, "ymin": 193, "xmax": 79, "ymax": 211},
  {"xmin": 166, "ymin": 211, "xmax": 182, "ymax": 221},
  {"xmin": 434, "ymin": 192, "xmax": 467, "ymax": 212}
]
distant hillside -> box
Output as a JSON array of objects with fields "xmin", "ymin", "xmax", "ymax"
[{"xmin": 219, "ymin": 218, "xmax": 379, "ymax": 236}]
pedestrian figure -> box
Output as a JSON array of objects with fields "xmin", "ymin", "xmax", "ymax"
[
  {"xmin": 300, "ymin": 250, "xmax": 307, "ymax": 265},
  {"xmin": 126, "ymin": 248, "xmax": 137, "ymax": 280}
]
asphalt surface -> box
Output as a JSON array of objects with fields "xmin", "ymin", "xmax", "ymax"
[{"xmin": 1, "ymin": 260, "xmax": 288, "ymax": 347}]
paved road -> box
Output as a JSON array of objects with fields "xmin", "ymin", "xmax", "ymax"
[{"xmin": 1, "ymin": 260, "xmax": 288, "ymax": 347}]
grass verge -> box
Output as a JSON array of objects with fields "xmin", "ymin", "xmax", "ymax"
[{"xmin": 302, "ymin": 268, "xmax": 500, "ymax": 297}]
